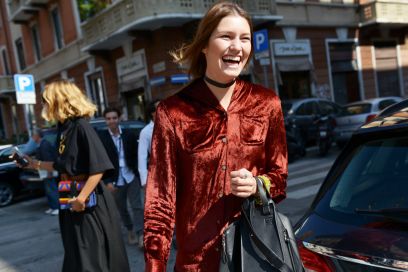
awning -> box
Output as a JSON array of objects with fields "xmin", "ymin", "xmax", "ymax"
[{"xmin": 275, "ymin": 57, "xmax": 316, "ymax": 85}]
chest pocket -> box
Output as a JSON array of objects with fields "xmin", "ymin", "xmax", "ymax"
[
  {"xmin": 181, "ymin": 119, "xmax": 214, "ymax": 153},
  {"xmin": 240, "ymin": 114, "xmax": 268, "ymax": 145}
]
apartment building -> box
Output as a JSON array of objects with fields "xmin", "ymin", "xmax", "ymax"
[{"xmin": 2, "ymin": 0, "xmax": 408, "ymax": 140}]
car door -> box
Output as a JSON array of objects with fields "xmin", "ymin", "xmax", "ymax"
[{"xmin": 294, "ymin": 101, "xmax": 319, "ymax": 144}]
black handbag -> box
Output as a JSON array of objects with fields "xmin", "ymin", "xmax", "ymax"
[{"xmin": 219, "ymin": 178, "xmax": 305, "ymax": 272}]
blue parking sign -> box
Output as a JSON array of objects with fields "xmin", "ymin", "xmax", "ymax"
[
  {"xmin": 253, "ymin": 29, "xmax": 269, "ymax": 53},
  {"xmin": 14, "ymin": 74, "xmax": 36, "ymax": 104}
]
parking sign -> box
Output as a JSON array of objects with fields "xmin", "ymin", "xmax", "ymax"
[
  {"xmin": 253, "ymin": 29, "xmax": 269, "ymax": 60},
  {"xmin": 14, "ymin": 74, "xmax": 36, "ymax": 104}
]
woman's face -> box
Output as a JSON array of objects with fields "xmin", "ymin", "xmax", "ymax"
[{"xmin": 203, "ymin": 15, "xmax": 251, "ymax": 82}]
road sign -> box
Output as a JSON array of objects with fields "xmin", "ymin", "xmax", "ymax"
[
  {"xmin": 14, "ymin": 74, "xmax": 36, "ymax": 104},
  {"xmin": 254, "ymin": 29, "xmax": 269, "ymax": 52}
]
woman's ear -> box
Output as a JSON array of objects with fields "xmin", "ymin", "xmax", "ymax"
[{"xmin": 202, "ymin": 47, "xmax": 207, "ymax": 55}]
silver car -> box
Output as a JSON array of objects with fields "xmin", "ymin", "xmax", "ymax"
[{"xmin": 334, "ymin": 96, "xmax": 402, "ymax": 146}]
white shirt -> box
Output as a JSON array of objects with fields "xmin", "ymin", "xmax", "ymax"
[
  {"xmin": 109, "ymin": 126, "xmax": 135, "ymax": 186},
  {"xmin": 138, "ymin": 121, "xmax": 154, "ymax": 186}
]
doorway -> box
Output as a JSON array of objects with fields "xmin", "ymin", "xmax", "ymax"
[{"xmin": 279, "ymin": 71, "xmax": 311, "ymax": 99}]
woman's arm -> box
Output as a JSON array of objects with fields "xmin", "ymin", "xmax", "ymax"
[
  {"xmin": 262, "ymin": 95, "xmax": 288, "ymax": 203},
  {"xmin": 68, "ymin": 172, "xmax": 103, "ymax": 212}
]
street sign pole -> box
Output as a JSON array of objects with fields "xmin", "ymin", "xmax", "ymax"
[
  {"xmin": 253, "ymin": 29, "xmax": 270, "ymax": 89},
  {"xmin": 14, "ymin": 74, "xmax": 36, "ymax": 140}
]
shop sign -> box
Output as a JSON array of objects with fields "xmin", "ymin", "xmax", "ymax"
[
  {"xmin": 274, "ymin": 42, "xmax": 310, "ymax": 56},
  {"xmin": 150, "ymin": 76, "xmax": 166, "ymax": 86},
  {"xmin": 116, "ymin": 54, "xmax": 144, "ymax": 77},
  {"xmin": 153, "ymin": 61, "xmax": 166, "ymax": 74},
  {"xmin": 171, "ymin": 74, "xmax": 190, "ymax": 84}
]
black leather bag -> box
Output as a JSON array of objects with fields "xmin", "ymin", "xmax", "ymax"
[{"xmin": 219, "ymin": 178, "xmax": 304, "ymax": 272}]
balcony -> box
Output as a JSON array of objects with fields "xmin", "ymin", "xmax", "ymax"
[
  {"xmin": 360, "ymin": 0, "xmax": 408, "ymax": 26},
  {"xmin": 276, "ymin": 0, "xmax": 358, "ymax": 27},
  {"xmin": 8, "ymin": 0, "xmax": 48, "ymax": 23},
  {"xmin": 81, "ymin": 0, "xmax": 280, "ymax": 51}
]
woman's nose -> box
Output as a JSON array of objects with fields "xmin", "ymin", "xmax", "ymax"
[{"xmin": 229, "ymin": 38, "xmax": 242, "ymax": 51}]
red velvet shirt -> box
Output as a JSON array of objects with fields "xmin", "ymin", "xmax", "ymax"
[{"xmin": 144, "ymin": 79, "xmax": 288, "ymax": 271}]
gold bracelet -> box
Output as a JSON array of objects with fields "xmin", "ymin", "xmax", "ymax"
[{"xmin": 36, "ymin": 160, "xmax": 41, "ymax": 170}]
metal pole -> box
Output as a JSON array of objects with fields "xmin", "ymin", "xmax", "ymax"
[{"xmin": 263, "ymin": 65, "xmax": 269, "ymax": 88}]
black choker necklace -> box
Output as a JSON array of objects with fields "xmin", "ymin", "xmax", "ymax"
[{"xmin": 204, "ymin": 76, "xmax": 236, "ymax": 88}]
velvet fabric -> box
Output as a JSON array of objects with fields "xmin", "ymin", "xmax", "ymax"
[{"xmin": 144, "ymin": 78, "xmax": 288, "ymax": 272}]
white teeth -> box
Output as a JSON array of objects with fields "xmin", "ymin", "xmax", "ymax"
[{"xmin": 222, "ymin": 56, "xmax": 240, "ymax": 62}]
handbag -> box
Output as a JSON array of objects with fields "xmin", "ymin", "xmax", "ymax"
[
  {"xmin": 58, "ymin": 180, "xmax": 97, "ymax": 210},
  {"xmin": 219, "ymin": 178, "xmax": 304, "ymax": 272}
]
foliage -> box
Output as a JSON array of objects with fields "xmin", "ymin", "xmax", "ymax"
[{"xmin": 77, "ymin": 0, "xmax": 110, "ymax": 22}]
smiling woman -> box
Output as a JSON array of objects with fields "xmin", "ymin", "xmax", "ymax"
[{"xmin": 144, "ymin": 2, "xmax": 288, "ymax": 272}]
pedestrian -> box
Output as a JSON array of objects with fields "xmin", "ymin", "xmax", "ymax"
[
  {"xmin": 21, "ymin": 80, "xmax": 130, "ymax": 272},
  {"xmin": 138, "ymin": 100, "xmax": 160, "ymax": 190},
  {"xmin": 99, "ymin": 107, "xmax": 144, "ymax": 248},
  {"xmin": 143, "ymin": 1, "xmax": 288, "ymax": 271},
  {"xmin": 31, "ymin": 128, "xmax": 59, "ymax": 216}
]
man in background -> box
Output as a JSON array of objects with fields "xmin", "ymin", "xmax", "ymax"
[
  {"xmin": 32, "ymin": 128, "xmax": 59, "ymax": 215},
  {"xmin": 138, "ymin": 100, "xmax": 160, "ymax": 191},
  {"xmin": 99, "ymin": 107, "xmax": 144, "ymax": 248}
]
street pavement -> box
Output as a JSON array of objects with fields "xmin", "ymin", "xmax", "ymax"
[{"xmin": 0, "ymin": 147, "xmax": 340, "ymax": 272}]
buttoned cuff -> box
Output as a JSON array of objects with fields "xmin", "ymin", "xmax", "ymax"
[{"xmin": 145, "ymin": 259, "xmax": 166, "ymax": 272}]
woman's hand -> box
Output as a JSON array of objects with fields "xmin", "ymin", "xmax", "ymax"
[
  {"xmin": 230, "ymin": 168, "xmax": 257, "ymax": 198},
  {"xmin": 68, "ymin": 197, "xmax": 86, "ymax": 212}
]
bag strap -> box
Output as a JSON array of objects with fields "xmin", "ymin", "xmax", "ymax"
[{"xmin": 240, "ymin": 177, "xmax": 293, "ymax": 272}]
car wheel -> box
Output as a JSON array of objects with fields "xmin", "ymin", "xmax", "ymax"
[{"xmin": 0, "ymin": 182, "xmax": 14, "ymax": 207}]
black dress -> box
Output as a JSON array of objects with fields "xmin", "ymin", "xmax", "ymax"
[{"xmin": 54, "ymin": 117, "xmax": 130, "ymax": 272}]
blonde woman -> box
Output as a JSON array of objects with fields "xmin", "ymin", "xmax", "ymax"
[{"xmin": 24, "ymin": 80, "xmax": 130, "ymax": 271}]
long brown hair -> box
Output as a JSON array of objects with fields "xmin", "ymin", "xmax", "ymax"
[
  {"xmin": 41, "ymin": 80, "xmax": 97, "ymax": 123},
  {"xmin": 170, "ymin": 1, "xmax": 253, "ymax": 79}
]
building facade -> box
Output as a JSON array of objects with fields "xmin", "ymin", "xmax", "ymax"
[{"xmin": 1, "ymin": 0, "xmax": 408, "ymax": 140}]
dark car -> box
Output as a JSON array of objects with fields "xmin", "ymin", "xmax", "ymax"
[
  {"xmin": 295, "ymin": 100, "xmax": 408, "ymax": 271},
  {"xmin": 282, "ymin": 98, "xmax": 342, "ymax": 148},
  {"xmin": 0, "ymin": 144, "xmax": 44, "ymax": 207}
]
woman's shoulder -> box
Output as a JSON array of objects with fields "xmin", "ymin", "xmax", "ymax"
[{"xmin": 242, "ymin": 80, "xmax": 281, "ymax": 105}]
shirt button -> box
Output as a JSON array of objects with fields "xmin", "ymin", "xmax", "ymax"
[
  {"xmin": 218, "ymin": 192, "xmax": 223, "ymax": 198},
  {"xmin": 221, "ymin": 165, "xmax": 227, "ymax": 171},
  {"xmin": 215, "ymin": 247, "xmax": 219, "ymax": 252},
  {"xmin": 222, "ymin": 137, "xmax": 227, "ymax": 143},
  {"xmin": 216, "ymin": 219, "xmax": 221, "ymax": 225}
]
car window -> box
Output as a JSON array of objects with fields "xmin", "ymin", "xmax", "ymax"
[
  {"xmin": 378, "ymin": 99, "xmax": 398, "ymax": 111},
  {"xmin": 316, "ymin": 136, "xmax": 408, "ymax": 222},
  {"xmin": 296, "ymin": 102, "xmax": 316, "ymax": 116},
  {"xmin": 341, "ymin": 103, "xmax": 372, "ymax": 116},
  {"xmin": 319, "ymin": 101, "xmax": 339, "ymax": 115}
]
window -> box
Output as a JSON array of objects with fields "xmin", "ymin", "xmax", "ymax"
[
  {"xmin": 315, "ymin": 135, "xmax": 408, "ymax": 227},
  {"xmin": 319, "ymin": 101, "xmax": 340, "ymax": 115},
  {"xmin": 374, "ymin": 42, "xmax": 401, "ymax": 97},
  {"xmin": 296, "ymin": 101, "xmax": 316, "ymax": 116},
  {"xmin": 31, "ymin": 25, "xmax": 41, "ymax": 61},
  {"xmin": 1, "ymin": 48, "xmax": 10, "ymax": 75},
  {"xmin": 15, "ymin": 38, "xmax": 26, "ymax": 70},
  {"xmin": 378, "ymin": 99, "xmax": 398, "ymax": 111},
  {"xmin": 87, "ymin": 72, "xmax": 106, "ymax": 117},
  {"xmin": 51, "ymin": 8, "xmax": 63, "ymax": 50}
]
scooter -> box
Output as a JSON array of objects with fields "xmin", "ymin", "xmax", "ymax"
[
  {"xmin": 285, "ymin": 119, "xmax": 306, "ymax": 162},
  {"xmin": 315, "ymin": 115, "xmax": 336, "ymax": 156}
]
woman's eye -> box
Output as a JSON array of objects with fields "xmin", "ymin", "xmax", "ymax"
[{"xmin": 242, "ymin": 37, "xmax": 251, "ymax": 41}]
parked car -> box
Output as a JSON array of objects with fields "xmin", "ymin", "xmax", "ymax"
[
  {"xmin": 295, "ymin": 100, "xmax": 408, "ymax": 271},
  {"xmin": 0, "ymin": 144, "xmax": 43, "ymax": 207},
  {"xmin": 334, "ymin": 96, "xmax": 402, "ymax": 147},
  {"xmin": 282, "ymin": 98, "xmax": 342, "ymax": 148}
]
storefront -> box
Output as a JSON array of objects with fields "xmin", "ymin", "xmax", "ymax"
[
  {"xmin": 270, "ymin": 40, "xmax": 314, "ymax": 100},
  {"xmin": 116, "ymin": 49, "xmax": 149, "ymax": 121},
  {"xmin": 327, "ymin": 40, "xmax": 362, "ymax": 105}
]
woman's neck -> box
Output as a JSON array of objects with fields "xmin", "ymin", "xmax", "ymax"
[{"xmin": 205, "ymin": 81, "xmax": 235, "ymax": 111}]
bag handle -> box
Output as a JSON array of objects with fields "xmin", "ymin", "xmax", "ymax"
[{"xmin": 240, "ymin": 177, "xmax": 293, "ymax": 272}]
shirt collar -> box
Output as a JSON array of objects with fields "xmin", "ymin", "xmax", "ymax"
[
  {"xmin": 108, "ymin": 126, "xmax": 122, "ymax": 137},
  {"xmin": 180, "ymin": 78, "xmax": 246, "ymax": 112}
]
